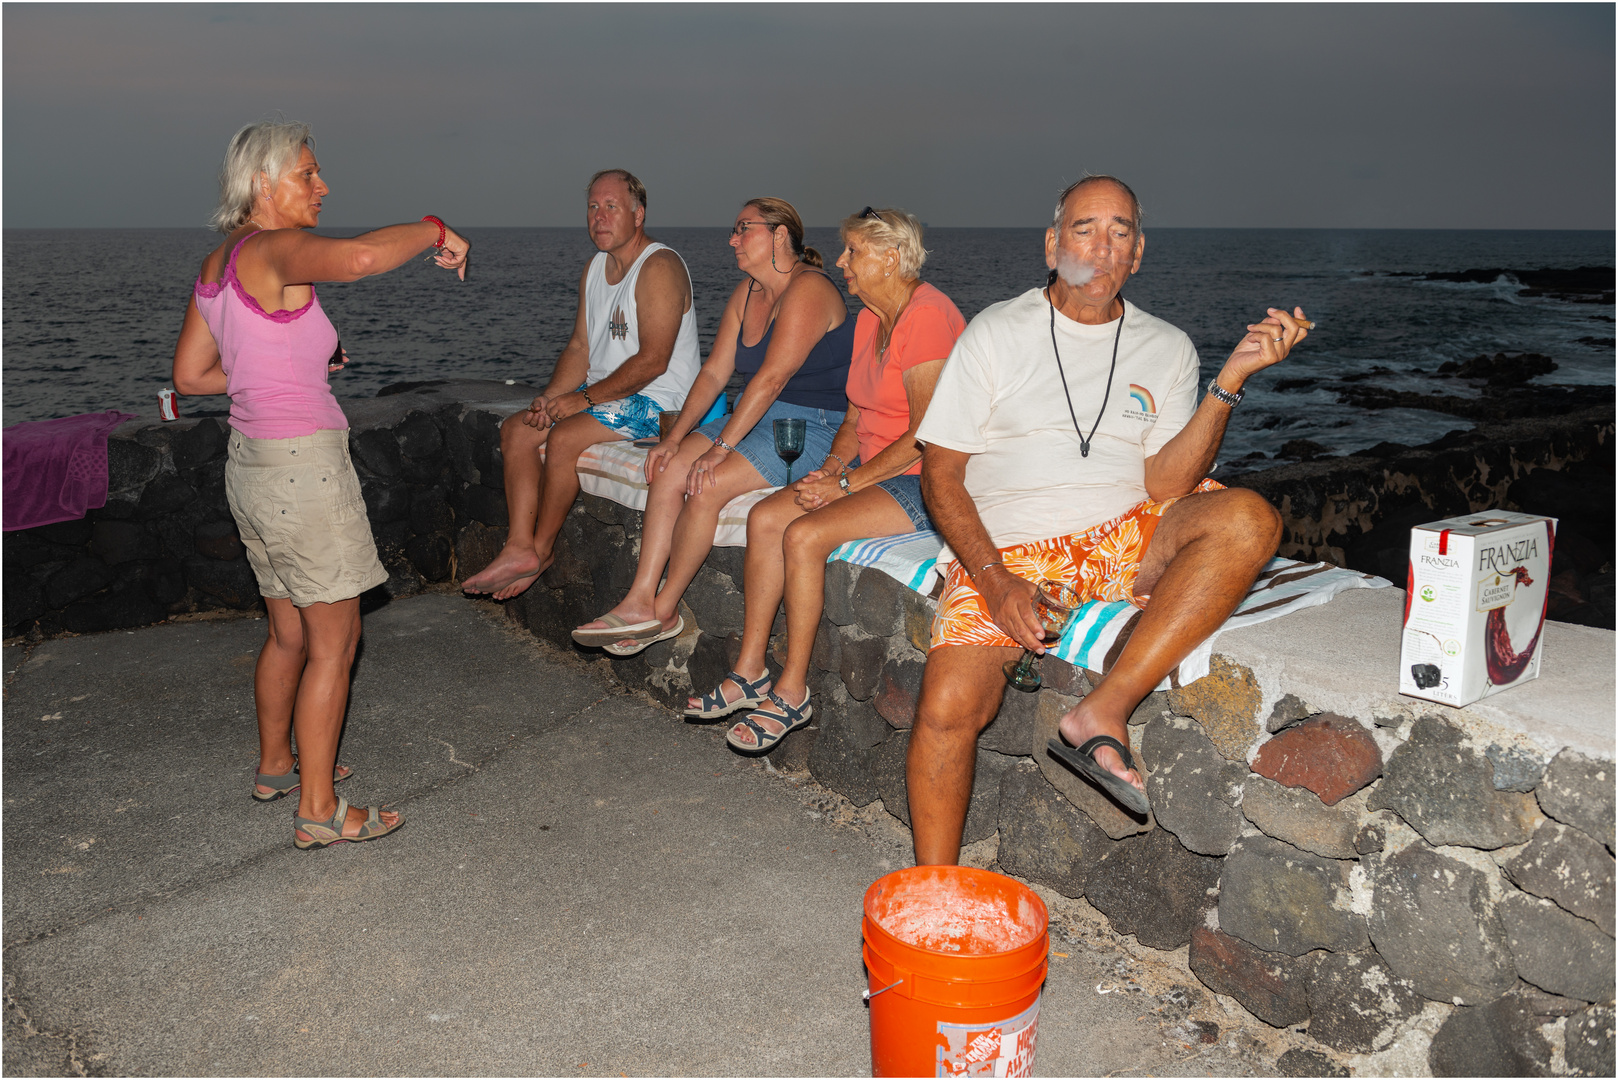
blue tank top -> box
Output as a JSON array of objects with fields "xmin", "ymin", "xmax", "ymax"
[{"xmin": 733, "ymin": 273, "xmax": 853, "ymax": 411}]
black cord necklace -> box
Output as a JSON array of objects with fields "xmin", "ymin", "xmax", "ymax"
[{"xmin": 1047, "ymin": 287, "xmax": 1124, "ymax": 458}]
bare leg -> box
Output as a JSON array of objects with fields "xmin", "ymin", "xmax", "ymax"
[
  {"xmin": 578, "ymin": 433, "xmax": 712, "ymax": 631},
  {"xmin": 491, "ymin": 413, "xmax": 624, "ymax": 600},
  {"xmin": 254, "ymin": 597, "xmax": 306, "ymax": 786},
  {"xmin": 289, "ymin": 597, "xmax": 399, "ymax": 838},
  {"xmin": 729, "ymin": 489, "xmax": 913, "ymax": 747},
  {"xmin": 462, "ymin": 412, "xmax": 551, "ymax": 595},
  {"xmin": 705, "ymin": 486, "xmax": 802, "ymax": 707},
  {"xmin": 907, "ymin": 644, "xmax": 1018, "ymax": 864},
  {"xmin": 645, "ymin": 451, "xmax": 768, "ymax": 634},
  {"xmin": 1056, "ymin": 488, "xmax": 1281, "ymax": 795}
]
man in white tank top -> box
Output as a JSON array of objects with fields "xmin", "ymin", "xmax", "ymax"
[{"xmin": 463, "ymin": 169, "xmax": 703, "ymax": 599}]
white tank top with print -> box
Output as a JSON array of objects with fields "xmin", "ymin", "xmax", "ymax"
[{"xmin": 583, "ymin": 241, "xmax": 701, "ymax": 411}]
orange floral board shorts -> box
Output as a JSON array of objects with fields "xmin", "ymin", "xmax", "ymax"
[{"xmin": 930, "ymin": 478, "xmax": 1224, "ymax": 651}]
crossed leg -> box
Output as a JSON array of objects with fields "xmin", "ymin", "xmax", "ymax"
[
  {"xmin": 462, "ymin": 411, "xmax": 625, "ymax": 600},
  {"xmin": 907, "ymin": 486, "xmax": 1280, "ymax": 865},
  {"xmin": 1054, "ymin": 486, "xmax": 1280, "ymax": 798}
]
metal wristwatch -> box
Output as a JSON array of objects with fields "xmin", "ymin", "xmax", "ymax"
[
  {"xmin": 838, "ymin": 474, "xmax": 852, "ymax": 495},
  {"xmin": 1207, "ymin": 379, "xmax": 1244, "ymax": 408}
]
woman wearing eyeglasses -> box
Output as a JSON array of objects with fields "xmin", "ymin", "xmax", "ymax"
[
  {"xmin": 571, "ymin": 197, "xmax": 853, "ymax": 655},
  {"xmin": 700, "ymin": 208, "xmax": 965, "ymax": 753}
]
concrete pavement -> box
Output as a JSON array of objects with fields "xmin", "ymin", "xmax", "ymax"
[{"xmin": 3, "ymin": 591, "xmax": 1289, "ymax": 1076}]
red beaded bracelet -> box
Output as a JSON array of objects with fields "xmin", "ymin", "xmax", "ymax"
[{"xmin": 422, "ymin": 215, "xmax": 446, "ymax": 250}]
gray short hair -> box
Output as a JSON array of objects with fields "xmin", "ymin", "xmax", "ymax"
[
  {"xmin": 209, "ymin": 120, "xmax": 314, "ymax": 233},
  {"xmin": 1051, "ymin": 175, "xmax": 1144, "ymax": 235},
  {"xmin": 839, "ymin": 207, "xmax": 928, "ymax": 279},
  {"xmin": 587, "ymin": 168, "xmax": 647, "ymax": 212}
]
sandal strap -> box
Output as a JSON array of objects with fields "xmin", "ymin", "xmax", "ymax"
[
  {"xmin": 728, "ymin": 670, "xmax": 771, "ymax": 697},
  {"xmin": 1076, "ymin": 734, "xmax": 1136, "ymax": 773}
]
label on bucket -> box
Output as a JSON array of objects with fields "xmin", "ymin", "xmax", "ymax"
[{"xmin": 935, "ymin": 996, "xmax": 1039, "ymax": 1077}]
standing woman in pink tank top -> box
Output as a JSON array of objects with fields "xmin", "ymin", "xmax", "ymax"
[{"xmin": 172, "ymin": 120, "xmax": 469, "ymax": 850}]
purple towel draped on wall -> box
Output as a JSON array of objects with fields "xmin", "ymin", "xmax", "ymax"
[{"xmin": 3, "ymin": 411, "xmax": 140, "ymax": 531}]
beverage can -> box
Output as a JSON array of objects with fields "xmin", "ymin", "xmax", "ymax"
[{"xmin": 158, "ymin": 388, "xmax": 179, "ymax": 421}]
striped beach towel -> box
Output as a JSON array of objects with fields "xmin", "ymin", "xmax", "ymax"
[
  {"xmin": 523, "ymin": 425, "xmax": 778, "ymax": 548},
  {"xmin": 828, "ymin": 530, "xmax": 946, "ymax": 595},
  {"xmin": 827, "ymin": 529, "xmax": 1389, "ymax": 688}
]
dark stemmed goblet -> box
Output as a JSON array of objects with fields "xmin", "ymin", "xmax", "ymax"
[
  {"xmin": 773, "ymin": 418, "xmax": 806, "ymax": 485},
  {"xmin": 1003, "ymin": 581, "xmax": 1082, "ymax": 692}
]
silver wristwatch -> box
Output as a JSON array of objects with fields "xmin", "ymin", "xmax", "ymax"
[{"xmin": 1207, "ymin": 379, "xmax": 1244, "ymax": 408}]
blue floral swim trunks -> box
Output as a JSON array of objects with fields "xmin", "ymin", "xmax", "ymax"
[{"xmin": 576, "ymin": 382, "xmax": 663, "ymax": 441}]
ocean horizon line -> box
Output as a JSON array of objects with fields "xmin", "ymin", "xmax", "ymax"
[{"xmin": 5, "ymin": 224, "xmax": 1615, "ymax": 238}]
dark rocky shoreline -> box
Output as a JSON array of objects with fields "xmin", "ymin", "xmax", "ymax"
[{"xmin": 3, "ymin": 374, "xmax": 1613, "ymax": 638}]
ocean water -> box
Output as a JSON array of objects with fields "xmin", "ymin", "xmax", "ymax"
[{"xmin": 4, "ymin": 227, "xmax": 1612, "ymax": 463}]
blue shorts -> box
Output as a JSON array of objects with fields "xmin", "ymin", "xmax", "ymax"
[
  {"xmin": 696, "ymin": 399, "xmax": 844, "ymax": 488},
  {"xmin": 875, "ymin": 473, "xmax": 932, "ymax": 531},
  {"xmin": 578, "ymin": 383, "xmax": 662, "ymax": 442}
]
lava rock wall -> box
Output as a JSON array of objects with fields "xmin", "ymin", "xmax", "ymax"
[{"xmin": 5, "ymin": 381, "xmax": 1612, "ymax": 1075}]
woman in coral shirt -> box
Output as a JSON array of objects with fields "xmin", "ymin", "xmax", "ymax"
[{"xmin": 685, "ymin": 208, "xmax": 966, "ymax": 753}]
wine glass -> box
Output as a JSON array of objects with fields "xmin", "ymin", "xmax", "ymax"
[
  {"xmin": 1003, "ymin": 581, "xmax": 1082, "ymax": 692},
  {"xmin": 773, "ymin": 418, "xmax": 806, "ymax": 485}
]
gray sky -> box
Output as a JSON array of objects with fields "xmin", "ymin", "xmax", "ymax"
[{"xmin": 4, "ymin": 3, "xmax": 1613, "ymax": 229}]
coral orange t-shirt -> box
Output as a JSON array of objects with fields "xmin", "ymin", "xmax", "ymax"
[{"xmin": 846, "ymin": 282, "xmax": 967, "ymax": 475}]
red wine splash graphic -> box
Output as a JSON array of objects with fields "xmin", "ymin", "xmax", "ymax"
[{"xmin": 1485, "ymin": 566, "xmax": 1543, "ymax": 686}]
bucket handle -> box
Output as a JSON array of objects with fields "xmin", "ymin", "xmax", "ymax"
[{"xmin": 862, "ymin": 978, "xmax": 903, "ymax": 1002}]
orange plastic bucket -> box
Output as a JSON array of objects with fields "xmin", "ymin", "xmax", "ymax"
[{"xmin": 862, "ymin": 866, "xmax": 1049, "ymax": 1077}]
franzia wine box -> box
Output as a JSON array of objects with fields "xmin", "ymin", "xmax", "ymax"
[{"xmin": 1400, "ymin": 511, "xmax": 1556, "ymax": 708}]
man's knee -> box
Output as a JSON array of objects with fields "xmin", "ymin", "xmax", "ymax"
[
  {"xmin": 914, "ymin": 654, "xmax": 1002, "ymax": 740},
  {"xmin": 500, "ymin": 411, "xmax": 545, "ymax": 454},
  {"xmin": 546, "ymin": 415, "xmax": 611, "ymax": 463},
  {"xmin": 1219, "ymin": 487, "xmax": 1283, "ymax": 552}
]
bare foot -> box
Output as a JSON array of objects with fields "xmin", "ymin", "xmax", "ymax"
[
  {"xmin": 1056, "ymin": 701, "xmax": 1145, "ymax": 796},
  {"xmin": 491, "ymin": 555, "xmax": 552, "ymax": 601},
  {"xmin": 462, "ymin": 545, "xmax": 543, "ymax": 596}
]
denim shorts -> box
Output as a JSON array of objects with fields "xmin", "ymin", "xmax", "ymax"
[
  {"xmin": 876, "ymin": 473, "xmax": 933, "ymax": 531},
  {"xmin": 696, "ymin": 399, "xmax": 844, "ymax": 488}
]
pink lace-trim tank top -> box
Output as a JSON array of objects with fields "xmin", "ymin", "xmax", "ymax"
[{"xmin": 192, "ymin": 232, "xmax": 348, "ymax": 439}]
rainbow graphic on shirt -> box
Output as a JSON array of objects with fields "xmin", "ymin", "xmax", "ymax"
[{"xmin": 1127, "ymin": 384, "xmax": 1156, "ymax": 416}]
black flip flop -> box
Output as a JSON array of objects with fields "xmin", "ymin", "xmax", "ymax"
[{"xmin": 1047, "ymin": 735, "xmax": 1150, "ymax": 816}]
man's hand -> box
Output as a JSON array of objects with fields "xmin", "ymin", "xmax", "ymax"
[
  {"xmin": 545, "ymin": 391, "xmax": 592, "ymax": 424},
  {"xmin": 1219, "ymin": 306, "xmax": 1310, "ymax": 388},
  {"xmin": 978, "ymin": 565, "xmax": 1049, "ymax": 653},
  {"xmin": 520, "ymin": 395, "xmax": 553, "ymax": 430}
]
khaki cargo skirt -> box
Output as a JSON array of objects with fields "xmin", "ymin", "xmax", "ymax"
[{"xmin": 224, "ymin": 428, "xmax": 388, "ymax": 607}]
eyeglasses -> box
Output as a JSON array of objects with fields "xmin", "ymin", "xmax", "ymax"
[
  {"xmin": 730, "ymin": 220, "xmax": 771, "ymax": 238},
  {"xmin": 859, "ymin": 206, "xmax": 884, "ymax": 222}
]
